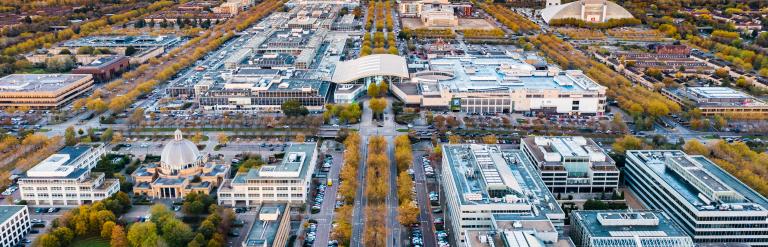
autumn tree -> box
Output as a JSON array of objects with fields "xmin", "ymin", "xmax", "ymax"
[
  {"xmin": 612, "ymin": 135, "xmax": 646, "ymax": 154},
  {"xmin": 367, "ymin": 83, "xmax": 380, "ymax": 98},
  {"xmin": 482, "ymin": 134, "xmax": 498, "ymax": 144},
  {"xmin": 111, "ymin": 225, "xmax": 128, "ymax": 247},
  {"xmin": 65, "ymin": 126, "xmax": 77, "ymax": 146},
  {"xmin": 294, "ymin": 133, "xmax": 306, "ymax": 142},
  {"xmin": 397, "ymin": 201, "xmax": 419, "ymax": 226},
  {"xmin": 369, "ymin": 98, "xmax": 387, "ymax": 115},
  {"xmin": 217, "ymin": 133, "xmax": 229, "ymax": 145},
  {"xmin": 127, "ymin": 222, "xmax": 159, "ymax": 247},
  {"xmin": 683, "ymin": 139, "xmax": 709, "ymax": 156}
]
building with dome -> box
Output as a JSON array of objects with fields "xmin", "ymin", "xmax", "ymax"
[
  {"xmin": 132, "ymin": 130, "xmax": 229, "ymax": 199},
  {"xmin": 540, "ymin": 0, "xmax": 634, "ymax": 24}
]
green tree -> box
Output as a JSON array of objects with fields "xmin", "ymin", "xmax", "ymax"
[
  {"xmin": 281, "ymin": 100, "xmax": 309, "ymax": 117},
  {"xmin": 161, "ymin": 219, "xmax": 194, "ymax": 247},
  {"xmin": 65, "ymin": 126, "xmax": 77, "ymax": 146},
  {"xmin": 102, "ymin": 128, "xmax": 114, "ymax": 143},
  {"xmin": 101, "ymin": 221, "xmax": 116, "ymax": 239},
  {"xmin": 37, "ymin": 234, "xmax": 60, "ymax": 247},
  {"xmin": 51, "ymin": 227, "xmax": 74, "ymax": 245}
]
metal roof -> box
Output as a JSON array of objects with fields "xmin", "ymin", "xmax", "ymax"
[{"xmin": 330, "ymin": 54, "xmax": 409, "ymax": 83}]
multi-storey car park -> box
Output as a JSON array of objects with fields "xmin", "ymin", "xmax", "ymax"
[
  {"xmin": 392, "ymin": 55, "xmax": 608, "ymax": 115},
  {"xmin": 521, "ymin": 136, "xmax": 619, "ymax": 194},
  {"xmin": 18, "ymin": 144, "xmax": 120, "ymax": 206},
  {"xmin": 218, "ymin": 143, "xmax": 317, "ymax": 207},
  {"xmin": 570, "ymin": 210, "xmax": 694, "ymax": 247},
  {"xmin": 441, "ymin": 144, "xmax": 565, "ymax": 246},
  {"xmin": 662, "ymin": 86, "xmax": 768, "ymax": 117},
  {"xmin": 0, "ymin": 74, "xmax": 94, "ymax": 109},
  {"xmin": 242, "ymin": 204, "xmax": 291, "ymax": 247},
  {"xmin": 625, "ymin": 150, "xmax": 768, "ymax": 246},
  {"xmin": 0, "ymin": 206, "xmax": 30, "ymax": 247}
]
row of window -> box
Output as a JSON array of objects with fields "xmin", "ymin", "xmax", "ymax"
[{"xmin": 220, "ymin": 193, "xmax": 304, "ymax": 198}]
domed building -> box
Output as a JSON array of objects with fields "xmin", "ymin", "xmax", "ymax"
[
  {"xmin": 132, "ymin": 130, "xmax": 229, "ymax": 199},
  {"xmin": 541, "ymin": 0, "xmax": 634, "ymax": 24}
]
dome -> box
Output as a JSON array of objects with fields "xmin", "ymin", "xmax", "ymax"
[{"xmin": 160, "ymin": 130, "xmax": 201, "ymax": 171}]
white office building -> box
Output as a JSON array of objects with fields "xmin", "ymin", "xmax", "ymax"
[
  {"xmin": 441, "ymin": 144, "xmax": 565, "ymax": 246},
  {"xmin": 18, "ymin": 144, "xmax": 120, "ymax": 206},
  {"xmin": 218, "ymin": 143, "xmax": 317, "ymax": 206},
  {"xmin": 521, "ymin": 136, "xmax": 619, "ymax": 194},
  {"xmin": 0, "ymin": 206, "xmax": 30, "ymax": 247},
  {"xmin": 570, "ymin": 210, "xmax": 694, "ymax": 247},
  {"xmin": 625, "ymin": 150, "xmax": 768, "ymax": 246}
]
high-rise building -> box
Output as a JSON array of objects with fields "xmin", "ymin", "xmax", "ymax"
[{"xmin": 625, "ymin": 150, "xmax": 768, "ymax": 246}]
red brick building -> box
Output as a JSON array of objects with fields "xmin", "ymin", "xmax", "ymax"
[{"xmin": 72, "ymin": 55, "xmax": 129, "ymax": 83}]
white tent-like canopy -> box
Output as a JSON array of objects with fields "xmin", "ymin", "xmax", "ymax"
[
  {"xmin": 331, "ymin": 54, "xmax": 409, "ymax": 83},
  {"xmin": 541, "ymin": 0, "xmax": 633, "ymax": 24}
]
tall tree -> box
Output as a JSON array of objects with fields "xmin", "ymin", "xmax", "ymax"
[{"xmin": 65, "ymin": 126, "xmax": 77, "ymax": 146}]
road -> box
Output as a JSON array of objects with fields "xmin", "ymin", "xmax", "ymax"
[
  {"xmin": 312, "ymin": 150, "xmax": 343, "ymax": 247},
  {"xmin": 412, "ymin": 149, "xmax": 436, "ymax": 247}
]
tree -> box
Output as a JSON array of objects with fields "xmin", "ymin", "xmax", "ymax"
[
  {"xmin": 127, "ymin": 222, "xmax": 159, "ymax": 247},
  {"xmin": 111, "ymin": 132, "xmax": 124, "ymax": 144},
  {"xmin": 449, "ymin": 135, "xmax": 461, "ymax": 144},
  {"xmin": 51, "ymin": 227, "xmax": 74, "ymax": 245},
  {"xmin": 65, "ymin": 126, "xmax": 77, "ymax": 146},
  {"xmin": 612, "ymin": 135, "xmax": 645, "ymax": 154},
  {"xmin": 715, "ymin": 67, "xmax": 729, "ymax": 78},
  {"xmin": 397, "ymin": 201, "xmax": 419, "ymax": 226},
  {"xmin": 125, "ymin": 46, "xmax": 137, "ymax": 56},
  {"xmin": 294, "ymin": 133, "xmax": 306, "ymax": 142},
  {"xmin": 37, "ymin": 234, "xmax": 60, "ymax": 247},
  {"xmin": 369, "ymin": 98, "xmax": 387, "ymax": 115},
  {"xmin": 128, "ymin": 108, "xmax": 144, "ymax": 127},
  {"xmin": 111, "ymin": 225, "xmax": 128, "ymax": 247},
  {"xmin": 713, "ymin": 115, "xmax": 727, "ymax": 130},
  {"xmin": 217, "ymin": 133, "xmax": 229, "ymax": 145},
  {"xmin": 482, "ymin": 134, "xmax": 498, "ymax": 144},
  {"xmin": 191, "ymin": 132, "xmax": 204, "ymax": 144},
  {"xmin": 683, "ymin": 139, "xmax": 709, "ymax": 156},
  {"xmin": 367, "ymin": 83, "xmax": 380, "ymax": 98},
  {"xmin": 281, "ymin": 100, "xmax": 309, "ymax": 117},
  {"xmin": 102, "ymin": 128, "xmax": 114, "ymax": 143},
  {"xmin": 101, "ymin": 221, "xmax": 116, "ymax": 239},
  {"xmin": 161, "ymin": 219, "xmax": 194, "ymax": 247}
]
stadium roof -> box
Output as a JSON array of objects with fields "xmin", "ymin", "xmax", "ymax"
[
  {"xmin": 541, "ymin": 0, "xmax": 633, "ymax": 24},
  {"xmin": 330, "ymin": 54, "xmax": 409, "ymax": 83}
]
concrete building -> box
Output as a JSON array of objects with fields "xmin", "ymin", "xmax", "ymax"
[
  {"xmin": 0, "ymin": 74, "xmax": 94, "ymax": 109},
  {"xmin": 60, "ymin": 35, "xmax": 180, "ymax": 50},
  {"xmin": 465, "ymin": 215, "xmax": 574, "ymax": 247},
  {"xmin": 570, "ymin": 210, "xmax": 694, "ymax": 247},
  {"xmin": 662, "ymin": 87, "xmax": 768, "ymax": 117},
  {"xmin": 540, "ymin": 0, "xmax": 634, "ymax": 24},
  {"xmin": 132, "ymin": 130, "xmax": 229, "ymax": 199},
  {"xmin": 218, "ymin": 143, "xmax": 317, "ymax": 207},
  {"xmin": 19, "ymin": 144, "xmax": 120, "ymax": 206},
  {"xmin": 72, "ymin": 55, "xmax": 130, "ymax": 83},
  {"xmin": 521, "ymin": 136, "xmax": 619, "ymax": 194},
  {"xmin": 242, "ymin": 204, "xmax": 291, "ymax": 247},
  {"xmin": 197, "ymin": 74, "xmax": 331, "ymax": 113},
  {"xmin": 0, "ymin": 206, "xmax": 30, "ymax": 247},
  {"xmin": 394, "ymin": 56, "xmax": 607, "ymax": 115},
  {"xmin": 625, "ymin": 150, "xmax": 768, "ymax": 246},
  {"xmin": 441, "ymin": 144, "xmax": 565, "ymax": 246}
]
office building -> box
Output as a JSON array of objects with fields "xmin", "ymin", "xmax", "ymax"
[
  {"xmin": 521, "ymin": 136, "xmax": 619, "ymax": 194},
  {"xmin": 19, "ymin": 144, "xmax": 120, "ymax": 206},
  {"xmin": 242, "ymin": 204, "xmax": 291, "ymax": 247},
  {"xmin": 197, "ymin": 75, "xmax": 331, "ymax": 113},
  {"xmin": 441, "ymin": 144, "xmax": 565, "ymax": 246},
  {"xmin": 0, "ymin": 206, "xmax": 30, "ymax": 247},
  {"xmin": 218, "ymin": 143, "xmax": 317, "ymax": 207},
  {"xmin": 0, "ymin": 74, "xmax": 94, "ymax": 109},
  {"xmin": 71, "ymin": 55, "xmax": 130, "ymax": 83},
  {"xmin": 625, "ymin": 150, "xmax": 768, "ymax": 246},
  {"xmin": 570, "ymin": 210, "xmax": 694, "ymax": 247},
  {"xmin": 132, "ymin": 130, "xmax": 229, "ymax": 199}
]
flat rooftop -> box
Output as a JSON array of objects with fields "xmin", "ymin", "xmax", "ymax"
[
  {"xmin": 522, "ymin": 136, "xmax": 617, "ymax": 171},
  {"xmin": 0, "ymin": 74, "xmax": 91, "ymax": 93},
  {"xmin": 572, "ymin": 210, "xmax": 690, "ymax": 238},
  {"xmin": 0, "ymin": 206, "xmax": 26, "ymax": 224},
  {"xmin": 78, "ymin": 55, "xmax": 127, "ymax": 69},
  {"xmin": 244, "ymin": 204, "xmax": 287, "ymax": 246},
  {"xmin": 627, "ymin": 150, "xmax": 768, "ymax": 212},
  {"xmin": 423, "ymin": 57, "xmax": 604, "ymax": 93},
  {"xmin": 25, "ymin": 145, "xmax": 94, "ymax": 178},
  {"xmin": 443, "ymin": 144, "xmax": 563, "ymax": 215},
  {"xmin": 60, "ymin": 35, "xmax": 179, "ymax": 47},
  {"xmin": 689, "ymin": 87, "xmax": 751, "ymax": 99},
  {"xmin": 233, "ymin": 143, "xmax": 316, "ymax": 182}
]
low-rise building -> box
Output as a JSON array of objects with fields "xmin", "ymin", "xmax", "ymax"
[
  {"xmin": 625, "ymin": 150, "xmax": 768, "ymax": 246},
  {"xmin": 197, "ymin": 76, "xmax": 331, "ymax": 113},
  {"xmin": 441, "ymin": 144, "xmax": 565, "ymax": 246},
  {"xmin": 218, "ymin": 143, "xmax": 317, "ymax": 207},
  {"xmin": 132, "ymin": 130, "xmax": 229, "ymax": 199},
  {"xmin": 19, "ymin": 144, "xmax": 120, "ymax": 206},
  {"xmin": 570, "ymin": 210, "xmax": 694, "ymax": 247},
  {"xmin": 521, "ymin": 136, "xmax": 619, "ymax": 194},
  {"xmin": 242, "ymin": 204, "xmax": 291, "ymax": 247},
  {"xmin": 72, "ymin": 55, "xmax": 130, "ymax": 83},
  {"xmin": 0, "ymin": 206, "xmax": 30, "ymax": 247},
  {"xmin": 0, "ymin": 74, "xmax": 94, "ymax": 109},
  {"xmin": 662, "ymin": 86, "xmax": 768, "ymax": 117}
]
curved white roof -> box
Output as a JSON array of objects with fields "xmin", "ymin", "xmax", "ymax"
[
  {"xmin": 161, "ymin": 130, "xmax": 201, "ymax": 171},
  {"xmin": 541, "ymin": 0, "xmax": 633, "ymax": 24},
  {"xmin": 331, "ymin": 54, "xmax": 409, "ymax": 83}
]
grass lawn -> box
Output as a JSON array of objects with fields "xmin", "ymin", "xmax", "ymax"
[{"xmin": 70, "ymin": 237, "xmax": 109, "ymax": 247}]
